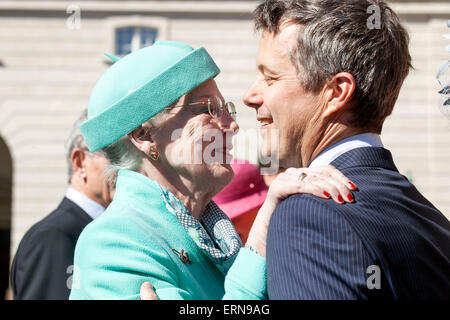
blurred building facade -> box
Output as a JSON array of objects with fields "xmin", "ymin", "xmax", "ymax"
[{"xmin": 0, "ymin": 0, "xmax": 449, "ymax": 298}]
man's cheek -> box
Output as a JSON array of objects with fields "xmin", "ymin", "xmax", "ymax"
[{"xmin": 258, "ymin": 127, "xmax": 280, "ymax": 175}]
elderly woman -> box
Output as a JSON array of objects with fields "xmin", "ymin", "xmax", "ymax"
[{"xmin": 69, "ymin": 41, "xmax": 354, "ymax": 300}]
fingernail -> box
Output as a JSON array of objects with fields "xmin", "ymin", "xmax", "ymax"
[
  {"xmin": 347, "ymin": 194, "xmax": 354, "ymax": 202},
  {"xmin": 348, "ymin": 181, "xmax": 357, "ymax": 190},
  {"xmin": 323, "ymin": 191, "xmax": 331, "ymax": 198},
  {"xmin": 338, "ymin": 195, "xmax": 344, "ymax": 203},
  {"xmin": 144, "ymin": 282, "xmax": 151, "ymax": 288}
]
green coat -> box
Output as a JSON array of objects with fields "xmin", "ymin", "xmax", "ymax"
[{"xmin": 69, "ymin": 170, "xmax": 267, "ymax": 299}]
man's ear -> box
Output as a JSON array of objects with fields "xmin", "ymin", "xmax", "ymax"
[
  {"xmin": 71, "ymin": 148, "xmax": 87, "ymax": 179},
  {"xmin": 323, "ymin": 72, "xmax": 356, "ymax": 118},
  {"xmin": 128, "ymin": 125, "xmax": 156, "ymax": 155}
]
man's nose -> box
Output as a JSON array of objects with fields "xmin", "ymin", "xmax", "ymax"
[{"xmin": 243, "ymin": 80, "xmax": 263, "ymax": 110}]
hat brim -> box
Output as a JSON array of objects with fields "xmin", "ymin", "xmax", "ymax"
[{"xmin": 215, "ymin": 188, "xmax": 269, "ymax": 220}]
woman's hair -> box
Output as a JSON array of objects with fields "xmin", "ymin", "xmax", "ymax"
[
  {"xmin": 100, "ymin": 137, "xmax": 143, "ymax": 187},
  {"xmin": 100, "ymin": 108, "xmax": 172, "ymax": 187}
]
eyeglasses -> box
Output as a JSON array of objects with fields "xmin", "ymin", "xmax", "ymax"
[{"xmin": 169, "ymin": 95, "xmax": 237, "ymax": 121}]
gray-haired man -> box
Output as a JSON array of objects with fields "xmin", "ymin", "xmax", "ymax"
[{"xmin": 10, "ymin": 110, "xmax": 113, "ymax": 299}]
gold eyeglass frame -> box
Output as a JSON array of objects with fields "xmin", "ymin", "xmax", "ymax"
[{"xmin": 168, "ymin": 95, "xmax": 237, "ymax": 120}]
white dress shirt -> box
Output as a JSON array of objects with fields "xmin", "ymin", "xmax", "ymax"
[
  {"xmin": 65, "ymin": 187, "xmax": 105, "ymax": 220},
  {"xmin": 309, "ymin": 133, "xmax": 384, "ymax": 168}
]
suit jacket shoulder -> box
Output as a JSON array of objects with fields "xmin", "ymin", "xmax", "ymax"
[
  {"xmin": 267, "ymin": 194, "xmax": 385, "ymax": 299},
  {"xmin": 267, "ymin": 147, "xmax": 450, "ymax": 299},
  {"xmin": 11, "ymin": 197, "xmax": 92, "ymax": 299}
]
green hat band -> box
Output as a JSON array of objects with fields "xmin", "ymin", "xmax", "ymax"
[{"xmin": 80, "ymin": 44, "xmax": 220, "ymax": 152}]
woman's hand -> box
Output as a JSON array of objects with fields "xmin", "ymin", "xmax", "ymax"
[
  {"xmin": 266, "ymin": 166, "xmax": 356, "ymax": 207},
  {"xmin": 245, "ymin": 165, "xmax": 356, "ymax": 257}
]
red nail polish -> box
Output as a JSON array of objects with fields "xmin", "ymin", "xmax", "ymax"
[
  {"xmin": 338, "ymin": 195, "xmax": 344, "ymax": 203},
  {"xmin": 348, "ymin": 181, "xmax": 357, "ymax": 190},
  {"xmin": 323, "ymin": 191, "xmax": 331, "ymax": 198},
  {"xmin": 347, "ymin": 194, "xmax": 354, "ymax": 202}
]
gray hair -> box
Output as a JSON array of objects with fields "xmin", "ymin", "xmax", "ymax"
[
  {"xmin": 100, "ymin": 137, "xmax": 143, "ymax": 187},
  {"xmin": 100, "ymin": 107, "xmax": 172, "ymax": 187},
  {"xmin": 65, "ymin": 109, "xmax": 89, "ymax": 184},
  {"xmin": 253, "ymin": 0, "xmax": 412, "ymax": 133}
]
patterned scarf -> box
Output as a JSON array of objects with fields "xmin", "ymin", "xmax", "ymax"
[{"xmin": 157, "ymin": 184, "xmax": 243, "ymax": 273}]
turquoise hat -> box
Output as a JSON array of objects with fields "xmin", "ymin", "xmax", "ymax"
[{"xmin": 80, "ymin": 40, "xmax": 220, "ymax": 152}]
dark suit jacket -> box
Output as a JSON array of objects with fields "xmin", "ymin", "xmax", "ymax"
[
  {"xmin": 267, "ymin": 147, "xmax": 450, "ymax": 299},
  {"xmin": 11, "ymin": 197, "xmax": 92, "ymax": 300}
]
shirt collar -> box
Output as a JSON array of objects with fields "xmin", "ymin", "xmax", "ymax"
[
  {"xmin": 309, "ymin": 133, "xmax": 383, "ymax": 168},
  {"xmin": 65, "ymin": 187, "xmax": 105, "ymax": 220}
]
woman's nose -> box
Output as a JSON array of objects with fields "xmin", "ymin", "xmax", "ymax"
[
  {"xmin": 216, "ymin": 112, "xmax": 239, "ymax": 135},
  {"xmin": 243, "ymin": 80, "xmax": 263, "ymax": 110}
]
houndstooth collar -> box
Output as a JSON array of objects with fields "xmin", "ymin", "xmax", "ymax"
[{"xmin": 157, "ymin": 184, "xmax": 243, "ymax": 273}]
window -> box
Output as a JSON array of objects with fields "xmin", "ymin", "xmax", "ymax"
[
  {"xmin": 104, "ymin": 16, "xmax": 169, "ymax": 62},
  {"xmin": 115, "ymin": 26, "xmax": 158, "ymax": 56}
]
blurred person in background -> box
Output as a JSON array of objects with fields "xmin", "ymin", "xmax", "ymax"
[
  {"xmin": 436, "ymin": 19, "xmax": 449, "ymax": 119},
  {"xmin": 10, "ymin": 109, "xmax": 113, "ymax": 299},
  {"xmin": 213, "ymin": 159, "xmax": 269, "ymax": 244}
]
